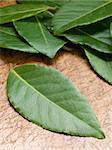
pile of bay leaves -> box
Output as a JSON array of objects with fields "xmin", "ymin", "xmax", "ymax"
[{"xmin": 0, "ymin": 0, "xmax": 112, "ymax": 139}]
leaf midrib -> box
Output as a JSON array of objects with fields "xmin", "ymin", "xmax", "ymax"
[
  {"xmin": 35, "ymin": 16, "xmax": 50, "ymax": 50},
  {"xmin": 0, "ymin": 28, "xmax": 39, "ymax": 52},
  {"xmin": 0, "ymin": 29, "xmax": 17, "ymax": 37},
  {"xmin": 75, "ymin": 28, "xmax": 112, "ymax": 48},
  {"xmin": 11, "ymin": 68, "xmax": 101, "ymax": 133},
  {"xmin": 0, "ymin": 8, "xmax": 47, "ymax": 17},
  {"xmin": 58, "ymin": 1, "xmax": 112, "ymax": 32}
]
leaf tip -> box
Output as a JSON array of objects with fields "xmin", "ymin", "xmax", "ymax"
[{"xmin": 96, "ymin": 129, "xmax": 105, "ymax": 139}]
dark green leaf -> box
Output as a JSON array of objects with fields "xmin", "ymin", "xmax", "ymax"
[
  {"xmin": 84, "ymin": 46, "xmax": 112, "ymax": 84},
  {"xmin": 39, "ymin": 0, "xmax": 71, "ymax": 7},
  {"xmin": 53, "ymin": 0, "xmax": 112, "ymax": 34},
  {"xmin": 63, "ymin": 18, "xmax": 112, "ymax": 54},
  {"xmin": 0, "ymin": 25, "xmax": 38, "ymax": 53},
  {"xmin": 110, "ymin": 22, "xmax": 112, "ymax": 37},
  {"xmin": 0, "ymin": 3, "xmax": 50, "ymax": 24},
  {"xmin": 17, "ymin": 0, "xmax": 71, "ymax": 7},
  {"xmin": 14, "ymin": 17, "xmax": 66, "ymax": 58},
  {"xmin": 7, "ymin": 64, "xmax": 105, "ymax": 138},
  {"xmin": 37, "ymin": 12, "xmax": 54, "ymax": 30}
]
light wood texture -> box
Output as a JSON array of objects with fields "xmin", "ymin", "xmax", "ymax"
[
  {"xmin": 0, "ymin": 1, "xmax": 112, "ymax": 150},
  {"xmin": 0, "ymin": 0, "xmax": 16, "ymax": 6}
]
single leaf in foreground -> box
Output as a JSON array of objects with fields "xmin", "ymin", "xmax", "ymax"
[
  {"xmin": 0, "ymin": 25, "xmax": 37, "ymax": 53},
  {"xmin": 63, "ymin": 18, "xmax": 112, "ymax": 54},
  {"xmin": 0, "ymin": 3, "xmax": 50, "ymax": 24},
  {"xmin": 84, "ymin": 46, "xmax": 112, "ymax": 84},
  {"xmin": 53, "ymin": 0, "xmax": 112, "ymax": 34},
  {"xmin": 7, "ymin": 64, "xmax": 105, "ymax": 138},
  {"xmin": 14, "ymin": 17, "xmax": 66, "ymax": 58}
]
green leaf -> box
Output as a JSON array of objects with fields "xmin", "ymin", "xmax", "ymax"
[
  {"xmin": 63, "ymin": 18, "xmax": 112, "ymax": 54},
  {"xmin": 14, "ymin": 17, "xmax": 66, "ymax": 58},
  {"xmin": 39, "ymin": 0, "xmax": 71, "ymax": 7},
  {"xmin": 110, "ymin": 22, "xmax": 112, "ymax": 37},
  {"xmin": 84, "ymin": 46, "xmax": 112, "ymax": 84},
  {"xmin": 53, "ymin": 0, "xmax": 112, "ymax": 34},
  {"xmin": 17, "ymin": 0, "xmax": 70, "ymax": 7},
  {"xmin": 37, "ymin": 12, "xmax": 54, "ymax": 30},
  {"xmin": 0, "ymin": 25, "xmax": 38, "ymax": 53},
  {"xmin": 7, "ymin": 64, "xmax": 105, "ymax": 139},
  {"xmin": 0, "ymin": 3, "xmax": 50, "ymax": 24}
]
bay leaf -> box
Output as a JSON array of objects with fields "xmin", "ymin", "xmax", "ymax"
[
  {"xmin": 17, "ymin": 0, "xmax": 71, "ymax": 7},
  {"xmin": 63, "ymin": 18, "xmax": 112, "ymax": 54},
  {"xmin": 53, "ymin": 0, "xmax": 112, "ymax": 34},
  {"xmin": 84, "ymin": 46, "xmax": 112, "ymax": 84},
  {"xmin": 14, "ymin": 17, "xmax": 66, "ymax": 58},
  {"xmin": 111, "ymin": 22, "xmax": 112, "ymax": 37},
  {"xmin": 0, "ymin": 3, "xmax": 50, "ymax": 24},
  {"xmin": 0, "ymin": 25, "xmax": 38, "ymax": 53},
  {"xmin": 7, "ymin": 64, "xmax": 105, "ymax": 139}
]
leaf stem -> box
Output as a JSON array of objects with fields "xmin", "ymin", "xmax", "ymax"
[{"xmin": 46, "ymin": 11, "xmax": 54, "ymax": 17}]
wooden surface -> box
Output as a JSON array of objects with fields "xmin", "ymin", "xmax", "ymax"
[{"xmin": 0, "ymin": 1, "xmax": 112, "ymax": 150}]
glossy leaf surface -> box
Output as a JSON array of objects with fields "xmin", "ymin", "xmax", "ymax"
[
  {"xmin": 0, "ymin": 3, "xmax": 50, "ymax": 24},
  {"xmin": 63, "ymin": 19, "xmax": 112, "ymax": 53},
  {"xmin": 17, "ymin": 0, "xmax": 71, "ymax": 7},
  {"xmin": 53, "ymin": 0, "xmax": 112, "ymax": 34},
  {"xmin": 14, "ymin": 17, "xmax": 66, "ymax": 58},
  {"xmin": 7, "ymin": 64, "xmax": 105, "ymax": 138}
]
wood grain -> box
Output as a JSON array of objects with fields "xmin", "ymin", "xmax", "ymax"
[{"xmin": 0, "ymin": 1, "xmax": 112, "ymax": 150}]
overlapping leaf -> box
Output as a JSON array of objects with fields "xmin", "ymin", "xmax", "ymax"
[
  {"xmin": 39, "ymin": 0, "xmax": 71, "ymax": 7},
  {"xmin": 17, "ymin": 0, "xmax": 71, "ymax": 7},
  {"xmin": 7, "ymin": 64, "xmax": 105, "ymax": 138},
  {"xmin": 1, "ymin": 0, "xmax": 111, "ymax": 139},
  {"xmin": 0, "ymin": 3, "xmax": 50, "ymax": 24},
  {"xmin": 84, "ymin": 46, "xmax": 112, "ymax": 84},
  {"xmin": 111, "ymin": 22, "xmax": 112, "ymax": 37},
  {"xmin": 14, "ymin": 17, "xmax": 66, "ymax": 58},
  {"xmin": 0, "ymin": 25, "xmax": 37, "ymax": 53},
  {"xmin": 53, "ymin": 0, "xmax": 112, "ymax": 34},
  {"xmin": 63, "ymin": 18, "xmax": 112, "ymax": 53}
]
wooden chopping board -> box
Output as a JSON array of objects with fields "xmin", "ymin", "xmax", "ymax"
[{"xmin": 0, "ymin": 1, "xmax": 112, "ymax": 149}]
